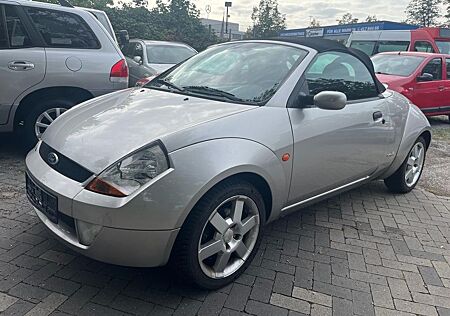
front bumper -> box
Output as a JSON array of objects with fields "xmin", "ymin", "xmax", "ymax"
[
  {"xmin": 33, "ymin": 205, "xmax": 178, "ymax": 267},
  {"xmin": 25, "ymin": 145, "xmax": 179, "ymax": 267}
]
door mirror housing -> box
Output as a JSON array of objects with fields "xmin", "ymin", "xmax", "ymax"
[
  {"xmin": 133, "ymin": 56, "xmax": 142, "ymax": 64},
  {"xmin": 417, "ymin": 73, "xmax": 434, "ymax": 82},
  {"xmin": 314, "ymin": 91, "xmax": 347, "ymax": 110}
]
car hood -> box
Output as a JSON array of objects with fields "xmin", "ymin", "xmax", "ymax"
[
  {"xmin": 42, "ymin": 88, "xmax": 253, "ymax": 174},
  {"xmin": 376, "ymin": 74, "xmax": 411, "ymax": 87}
]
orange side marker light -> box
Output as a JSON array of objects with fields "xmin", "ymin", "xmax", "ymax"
[{"xmin": 282, "ymin": 153, "xmax": 290, "ymax": 162}]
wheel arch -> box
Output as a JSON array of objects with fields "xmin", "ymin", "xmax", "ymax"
[
  {"xmin": 420, "ymin": 130, "xmax": 431, "ymax": 150},
  {"xmin": 381, "ymin": 123, "xmax": 431, "ymax": 180},
  {"xmin": 198, "ymin": 172, "xmax": 273, "ymax": 223},
  {"xmin": 165, "ymin": 137, "xmax": 289, "ymax": 233},
  {"xmin": 14, "ymin": 87, "xmax": 94, "ymax": 129}
]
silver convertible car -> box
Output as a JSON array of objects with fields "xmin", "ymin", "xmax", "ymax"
[{"xmin": 26, "ymin": 39, "xmax": 431, "ymax": 289}]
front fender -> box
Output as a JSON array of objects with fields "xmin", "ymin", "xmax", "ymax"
[
  {"xmin": 169, "ymin": 138, "xmax": 290, "ymax": 228},
  {"xmin": 380, "ymin": 104, "xmax": 431, "ymax": 179}
]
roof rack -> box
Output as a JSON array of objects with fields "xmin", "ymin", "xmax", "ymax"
[{"xmin": 58, "ymin": 0, "xmax": 74, "ymax": 8}]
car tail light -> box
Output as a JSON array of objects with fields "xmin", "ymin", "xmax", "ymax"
[{"xmin": 110, "ymin": 59, "xmax": 128, "ymax": 83}]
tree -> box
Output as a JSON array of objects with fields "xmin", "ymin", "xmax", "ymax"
[
  {"xmin": 365, "ymin": 15, "xmax": 378, "ymax": 22},
  {"xmin": 309, "ymin": 18, "xmax": 321, "ymax": 27},
  {"xmin": 40, "ymin": 0, "xmax": 113, "ymax": 9},
  {"xmin": 405, "ymin": 0, "xmax": 441, "ymax": 27},
  {"xmin": 336, "ymin": 13, "xmax": 359, "ymax": 25},
  {"xmin": 248, "ymin": 0, "xmax": 286, "ymax": 38},
  {"xmin": 150, "ymin": 0, "xmax": 219, "ymax": 50},
  {"xmin": 445, "ymin": 0, "xmax": 450, "ymax": 25},
  {"xmin": 132, "ymin": 0, "xmax": 148, "ymax": 7}
]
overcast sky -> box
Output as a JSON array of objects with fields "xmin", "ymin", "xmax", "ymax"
[{"xmin": 142, "ymin": 0, "xmax": 414, "ymax": 30}]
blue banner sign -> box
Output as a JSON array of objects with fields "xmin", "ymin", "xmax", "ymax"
[{"xmin": 280, "ymin": 21, "xmax": 418, "ymax": 38}]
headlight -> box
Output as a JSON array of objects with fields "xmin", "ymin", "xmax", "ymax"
[{"xmin": 86, "ymin": 142, "xmax": 169, "ymax": 197}]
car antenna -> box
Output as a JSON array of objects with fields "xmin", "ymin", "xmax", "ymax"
[{"xmin": 58, "ymin": 0, "xmax": 74, "ymax": 7}]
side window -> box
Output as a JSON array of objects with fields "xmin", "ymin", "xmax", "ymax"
[
  {"xmin": 376, "ymin": 41, "xmax": 410, "ymax": 54},
  {"xmin": 24, "ymin": 7, "xmax": 100, "ymax": 49},
  {"xmin": 349, "ymin": 41, "xmax": 376, "ymax": 56},
  {"xmin": 414, "ymin": 41, "xmax": 434, "ymax": 53},
  {"xmin": 421, "ymin": 58, "xmax": 442, "ymax": 80},
  {"xmin": 4, "ymin": 5, "xmax": 31, "ymax": 48},
  {"xmin": 0, "ymin": 6, "xmax": 7, "ymax": 48},
  {"xmin": 304, "ymin": 51, "xmax": 378, "ymax": 101},
  {"xmin": 446, "ymin": 59, "xmax": 450, "ymax": 79}
]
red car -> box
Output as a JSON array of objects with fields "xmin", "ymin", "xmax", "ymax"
[{"xmin": 372, "ymin": 52, "xmax": 450, "ymax": 119}]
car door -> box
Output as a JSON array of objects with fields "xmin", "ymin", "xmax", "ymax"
[
  {"xmin": 413, "ymin": 57, "xmax": 446, "ymax": 112},
  {"xmin": 23, "ymin": 6, "xmax": 118, "ymax": 92},
  {"xmin": 443, "ymin": 58, "xmax": 450, "ymax": 113},
  {"xmin": 287, "ymin": 51, "xmax": 396, "ymax": 205},
  {"xmin": 0, "ymin": 4, "xmax": 45, "ymax": 125},
  {"xmin": 125, "ymin": 42, "xmax": 149, "ymax": 86}
]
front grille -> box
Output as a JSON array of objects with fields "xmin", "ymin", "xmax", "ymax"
[{"xmin": 39, "ymin": 142, "xmax": 93, "ymax": 183}]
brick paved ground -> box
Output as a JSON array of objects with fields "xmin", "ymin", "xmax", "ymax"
[{"xmin": 1, "ymin": 136, "xmax": 450, "ymax": 315}]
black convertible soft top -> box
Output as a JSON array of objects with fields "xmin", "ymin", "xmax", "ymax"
[{"xmin": 270, "ymin": 37, "xmax": 386, "ymax": 93}]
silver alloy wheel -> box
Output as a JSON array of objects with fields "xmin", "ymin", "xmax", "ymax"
[
  {"xmin": 405, "ymin": 142, "xmax": 425, "ymax": 187},
  {"xmin": 198, "ymin": 195, "xmax": 260, "ymax": 279},
  {"xmin": 35, "ymin": 108, "xmax": 68, "ymax": 139}
]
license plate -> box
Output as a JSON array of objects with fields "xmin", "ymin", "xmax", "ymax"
[{"xmin": 26, "ymin": 174, "xmax": 58, "ymax": 224}]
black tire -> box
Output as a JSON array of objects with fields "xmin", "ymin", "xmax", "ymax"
[
  {"xmin": 18, "ymin": 99, "xmax": 75, "ymax": 150},
  {"xmin": 171, "ymin": 179, "xmax": 266, "ymax": 289},
  {"xmin": 384, "ymin": 136, "xmax": 427, "ymax": 194}
]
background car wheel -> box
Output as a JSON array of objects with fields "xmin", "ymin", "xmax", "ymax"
[
  {"xmin": 19, "ymin": 99, "xmax": 74, "ymax": 150},
  {"xmin": 384, "ymin": 136, "xmax": 427, "ymax": 194},
  {"xmin": 171, "ymin": 179, "xmax": 266, "ymax": 289}
]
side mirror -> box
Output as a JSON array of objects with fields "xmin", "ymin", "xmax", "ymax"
[
  {"xmin": 417, "ymin": 73, "xmax": 434, "ymax": 82},
  {"xmin": 314, "ymin": 91, "xmax": 347, "ymax": 110},
  {"xmin": 118, "ymin": 30, "xmax": 129, "ymax": 45},
  {"xmin": 133, "ymin": 56, "xmax": 142, "ymax": 64}
]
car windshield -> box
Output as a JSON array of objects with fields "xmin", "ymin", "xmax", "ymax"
[
  {"xmin": 436, "ymin": 41, "xmax": 450, "ymax": 54},
  {"xmin": 147, "ymin": 42, "xmax": 308, "ymax": 105},
  {"xmin": 147, "ymin": 45, "xmax": 196, "ymax": 64},
  {"xmin": 372, "ymin": 54, "xmax": 425, "ymax": 77}
]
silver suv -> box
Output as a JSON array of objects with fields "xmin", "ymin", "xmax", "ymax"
[{"xmin": 0, "ymin": 0, "xmax": 128, "ymax": 147}]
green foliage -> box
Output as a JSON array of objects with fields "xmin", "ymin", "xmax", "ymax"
[
  {"xmin": 445, "ymin": 0, "xmax": 450, "ymax": 25},
  {"xmin": 248, "ymin": 0, "xmax": 286, "ymax": 39},
  {"xmin": 336, "ymin": 13, "xmax": 359, "ymax": 25},
  {"xmin": 309, "ymin": 18, "xmax": 321, "ymax": 27},
  {"xmin": 405, "ymin": 0, "xmax": 441, "ymax": 27},
  {"xmin": 39, "ymin": 0, "xmax": 113, "ymax": 9},
  {"xmin": 365, "ymin": 15, "xmax": 378, "ymax": 22},
  {"xmin": 37, "ymin": 0, "xmax": 219, "ymax": 51}
]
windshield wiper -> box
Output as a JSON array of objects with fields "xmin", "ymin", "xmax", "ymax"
[
  {"xmin": 183, "ymin": 86, "xmax": 244, "ymax": 102},
  {"xmin": 152, "ymin": 78, "xmax": 185, "ymax": 92},
  {"xmin": 375, "ymin": 71, "xmax": 391, "ymax": 75}
]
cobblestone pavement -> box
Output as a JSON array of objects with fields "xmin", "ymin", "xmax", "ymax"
[{"xmin": 1, "ymin": 129, "xmax": 450, "ymax": 316}]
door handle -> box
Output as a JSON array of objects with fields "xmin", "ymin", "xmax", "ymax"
[
  {"xmin": 373, "ymin": 111, "xmax": 383, "ymax": 120},
  {"xmin": 8, "ymin": 61, "xmax": 35, "ymax": 71},
  {"xmin": 438, "ymin": 86, "xmax": 446, "ymax": 91},
  {"xmin": 373, "ymin": 111, "xmax": 386, "ymax": 124}
]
